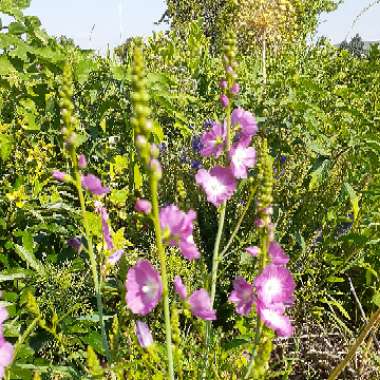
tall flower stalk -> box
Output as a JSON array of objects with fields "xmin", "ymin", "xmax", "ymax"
[
  {"xmin": 130, "ymin": 45, "xmax": 174, "ymax": 380},
  {"xmin": 209, "ymin": 33, "xmax": 237, "ymax": 307},
  {"xmin": 57, "ymin": 64, "xmax": 111, "ymax": 361}
]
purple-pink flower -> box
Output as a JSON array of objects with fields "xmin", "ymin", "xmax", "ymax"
[
  {"xmin": 268, "ymin": 241, "xmax": 289, "ymax": 266},
  {"xmin": 159, "ymin": 205, "xmax": 200, "ymax": 260},
  {"xmin": 135, "ymin": 198, "xmax": 152, "ymax": 215},
  {"xmin": 0, "ymin": 306, "xmax": 13, "ymax": 378},
  {"xmin": 135, "ymin": 321, "xmax": 153, "ymax": 348},
  {"xmin": 254, "ymin": 264, "xmax": 295, "ymax": 306},
  {"xmin": 229, "ymin": 144, "xmax": 256, "ymax": 179},
  {"xmin": 81, "ymin": 174, "xmax": 110, "ymax": 196},
  {"xmin": 126, "ymin": 260, "xmax": 163, "ymax": 316},
  {"xmin": 200, "ymin": 122, "xmax": 226, "ymax": 158},
  {"xmin": 245, "ymin": 246, "xmax": 260, "ymax": 257},
  {"xmin": 95, "ymin": 202, "xmax": 114, "ymax": 251},
  {"xmin": 108, "ymin": 249, "xmax": 124, "ymax": 265},
  {"xmin": 0, "ymin": 337, "xmax": 14, "ymax": 378},
  {"xmin": 188, "ymin": 289, "xmax": 216, "ymax": 321},
  {"xmin": 256, "ymin": 300, "xmax": 293, "ymax": 337},
  {"xmin": 231, "ymin": 108, "xmax": 258, "ymax": 146},
  {"xmin": 229, "ymin": 277, "xmax": 255, "ymax": 316},
  {"xmin": 195, "ymin": 166, "xmax": 237, "ymax": 207},
  {"xmin": 174, "ymin": 276, "xmax": 187, "ymax": 300}
]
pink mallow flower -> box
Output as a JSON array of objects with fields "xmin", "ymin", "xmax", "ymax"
[
  {"xmin": 0, "ymin": 306, "xmax": 13, "ymax": 378},
  {"xmin": 268, "ymin": 241, "xmax": 289, "ymax": 266},
  {"xmin": 0, "ymin": 336, "xmax": 14, "ymax": 379},
  {"xmin": 174, "ymin": 276, "xmax": 187, "ymax": 300},
  {"xmin": 95, "ymin": 202, "xmax": 114, "ymax": 251},
  {"xmin": 254, "ymin": 264, "xmax": 295, "ymax": 306},
  {"xmin": 126, "ymin": 260, "xmax": 163, "ymax": 316},
  {"xmin": 135, "ymin": 198, "xmax": 152, "ymax": 215},
  {"xmin": 256, "ymin": 300, "xmax": 293, "ymax": 337},
  {"xmin": 159, "ymin": 205, "xmax": 200, "ymax": 260},
  {"xmin": 81, "ymin": 174, "xmax": 110, "ymax": 196},
  {"xmin": 231, "ymin": 108, "xmax": 258, "ymax": 146},
  {"xmin": 135, "ymin": 321, "xmax": 153, "ymax": 348},
  {"xmin": 229, "ymin": 277, "xmax": 255, "ymax": 316},
  {"xmin": 200, "ymin": 122, "xmax": 226, "ymax": 158},
  {"xmin": 195, "ymin": 166, "xmax": 236, "ymax": 207},
  {"xmin": 188, "ymin": 289, "xmax": 216, "ymax": 321},
  {"xmin": 229, "ymin": 143, "xmax": 256, "ymax": 179},
  {"xmin": 246, "ymin": 246, "xmax": 260, "ymax": 257}
]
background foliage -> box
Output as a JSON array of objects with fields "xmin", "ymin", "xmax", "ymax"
[{"xmin": 0, "ymin": 0, "xmax": 379, "ymax": 378}]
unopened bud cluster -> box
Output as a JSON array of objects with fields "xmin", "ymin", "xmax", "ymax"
[
  {"xmin": 131, "ymin": 46, "xmax": 162, "ymax": 180},
  {"xmin": 256, "ymin": 139, "xmax": 274, "ymax": 228},
  {"xmin": 59, "ymin": 64, "xmax": 78, "ymax": 148},
  {"xmin": 219, "ymin": 32, "xmax": 240, "ymax": 108}
]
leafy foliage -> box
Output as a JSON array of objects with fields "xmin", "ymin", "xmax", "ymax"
[{"xmin": 0, "ymin": 1, "xmax": 380, "ymax": 379}]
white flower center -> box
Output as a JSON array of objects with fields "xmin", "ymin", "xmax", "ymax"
[
  {"xmin": 207, "ymin": 176, "xmax": 225, "ymax": 196},
  {"xmin": 233, "ymin": 147, "xmax": 247, "ymax": 166},
  {"xmin": 263, "ymin": 278, "xmax": 282, "ymax": 300}
]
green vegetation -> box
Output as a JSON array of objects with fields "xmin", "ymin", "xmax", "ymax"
[{"xmin": 0, "ymin": 0, "xmax": 379, "ymax": 379}]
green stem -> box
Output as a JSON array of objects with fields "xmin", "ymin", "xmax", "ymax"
[
  {"xmin": 13, "ymin": 317, "xmax": 40, "ymax": 359},
  {"xmin": 210, "ymin": 203, "xmax": 227, "ymax": 305},
  {"xmin": 244, "ymin": 229, "xmax": 269, "ymax": 378},
  {"xmin": 244, "ymin": 320, "xmax": 263, "ymax": 379},
  {"xmin": 220, "ymin": 186, "xmax": 257, "ymax": 260},
  {"xmin": 71, "ymin": 151, "xmax": 111, "ymax": 362},
  {"xmin": 328, "ymin": 307, "xmax": 380, "ymax": 380},
  {"xmin": 150, "ymin": 175, "xmax": 175, "ymax": 380}
]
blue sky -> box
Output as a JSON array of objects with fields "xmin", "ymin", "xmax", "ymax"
[{"xmin": 22, "ymin": 0, "xmax": 380, "ymax": 53}]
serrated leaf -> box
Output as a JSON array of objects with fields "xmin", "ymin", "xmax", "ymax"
[{"xmin": 14, "ymin": 244, "xmax": 46, "ymax": 277}]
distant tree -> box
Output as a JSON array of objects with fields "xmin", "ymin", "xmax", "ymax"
[
  {"xmin": 349, "ymin": 33, "xmax": 365, "ymax": 57},
  {"xmin": 339, "ymin": 40, "xmax": 350, "ymax": 51},
  {"xmin": 163, "ymin": 0, "xmax": 339, "ymax": 52},
  {"xmin": 339, "ymin": 34, "xmax": 366, "ymax": 58}
]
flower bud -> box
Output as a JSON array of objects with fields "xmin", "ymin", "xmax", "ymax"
[
  {"xmin": 78, "ymin": 154, "xmax": 87, "ymax": 169},
  {"xmin": 219, "ymin": 80, "xmax": 228, "ymax": 90},
  {"xmin": 135, "ymin": 198, "xmax": 152, "ymax": 215},
  {"xmin": 149, "ymin": 159, "xmax": 162, "ymax": 180},
  {"xmin": 150, "ymin": 144, "xmax": 160, "ymax": 158},
  {"xmin": 230, "ymin": 83, "xmax": 240, "ymax": 95},
  {"xmin": 220, "ymin": 94, "xmax": 229, "ymax": 108}
]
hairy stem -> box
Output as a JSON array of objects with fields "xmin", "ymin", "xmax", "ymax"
[
  {"xmin": 150, "ymin": 175, "xmax": 175, "ymax": 380},
  {"xmin": 71, "ymin": 151, "xmax": 111, "ymax": 362}
]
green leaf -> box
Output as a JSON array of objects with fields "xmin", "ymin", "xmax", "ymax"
[
  {"xmin": 344, "ymin": 183, "xmax": 359, "ymax": 220},
  {"xmin": 14, "ymin": 243, "xmax": 46, "ymax": 277},
  {"xmin": 309, "ymin": 159, "xmax": 330, "ymax": 190},
  {"xmin": 0, "ymin": 134, "xmax": 14, "ymax": 161},
  {"xmin": 110, "ymin": 189, "xmax": 128, "ymax": 206},
  {"xmin": 8, "ymin": 21, "xmax": 27, "ymax": 35},
  {"xmin": 0, "ymin": 56, "xmax": 16, "ymax": 75},
  {"xmin": 372, "ymin": 293, "xmax": 380, "ymax": 307}
]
